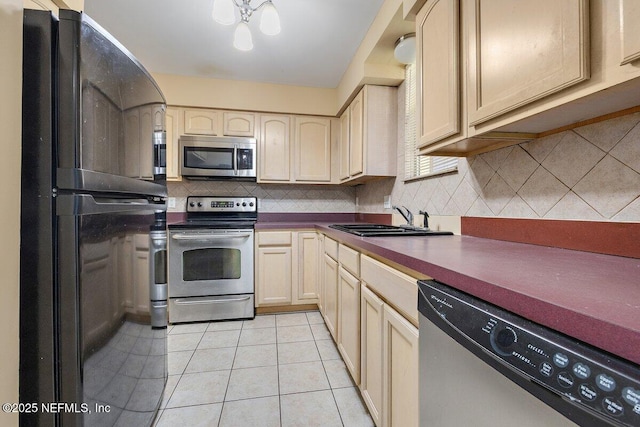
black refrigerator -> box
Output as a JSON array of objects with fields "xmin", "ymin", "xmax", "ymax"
[{"xmin": 21, "ymin": 9, "xmax": 168, "ymax": 427}]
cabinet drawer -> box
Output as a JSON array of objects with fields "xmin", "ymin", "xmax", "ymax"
[
  {"xmin": 339, "ymin": 244, "xmax": 360, "ymax": 277},
  {"xmin": 257, "ymin": 231, "xmax": 292, "ymax": 246},
  {"xmin": 324, "ymin": 236, "xmax": 338, "ymax": 260},
  {"xmin": 360, "ymin": 255, "xmax": 418, "ymax": 325}
]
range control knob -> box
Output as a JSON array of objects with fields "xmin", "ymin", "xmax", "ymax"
[
  {"xmin": 249, "ymin": 202, "xmax": 254, "ymax": 207},
  {"xmin": 242, "ymin": 202, "xmax": 247, "ymax": 207},
  {"xmin": 490, "ymin": 326, "xmax": 518, "ymax": 356},
  {"xmin": 197, "ymin": 202, "xmax": 203, "ymax": 208},
  {"xmin": 189, "ymin": 202, "xmax": 195, "ymax": 208}
]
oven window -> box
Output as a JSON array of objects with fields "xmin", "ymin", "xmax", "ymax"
[
  {"xmin": 182, "ymin": 248, "xmax": 241, "ymax": 281},
  {"xmin": 184, "ymin": 147, "xmax": 233, "ymax": 170}
]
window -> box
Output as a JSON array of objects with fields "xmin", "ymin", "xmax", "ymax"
[{"xmin": 403, "ymin": 63, "xmax": 457, "ymax": 181}]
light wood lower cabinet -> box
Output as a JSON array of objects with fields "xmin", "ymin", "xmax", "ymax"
[
  {"xmin": 294, "ymin": 232, "xmax": 319, "ymax": 304},
  {"xmin": 361, "ymin": 284, "xmax": 419, "ymax": 427},
  {"xmin": 338, "ymin": 266, "xmax": 360, "ymax": 384},
  {"xmin": 256, "ymin": 231, "xmax": 293, "ymax": 306},
  {"xmin": 255, "ymin": 230, "xmax": 319, "ymax": 307},
  {"xmin": 383, "ymin": 303, "xmax": 419, "ymax": 427},
  {"xmin": 360, "ymin": 285, "xmax": 384, "ymax": 427},
  {"xmin": 322, "ymin": 253, "xmax": 339, "ymax": 340}
]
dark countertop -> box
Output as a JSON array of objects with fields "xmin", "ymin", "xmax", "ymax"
[{"xmin": 256, "ymin": 221, "xmax": 640, "ymax": 365}]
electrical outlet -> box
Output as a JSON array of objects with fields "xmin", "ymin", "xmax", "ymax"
[
  {"xmin": 168, "ymin": 197, "xmax": 176, "ymax": 209},
  {"xmin": 383, "ymin": 195, "xmax": 391, "ymax": 209}
]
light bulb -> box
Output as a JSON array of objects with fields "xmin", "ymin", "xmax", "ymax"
[
  {"xmin": 234, "ymin": 21, "xmax": 253, "ymax": 51},
  {"xmin": 259, "ymin": 2, "xmax": 280, "ymax": 36},
  {"xmin": 212, "ymin": 0, "xmax": 236, "ymax": 25}
]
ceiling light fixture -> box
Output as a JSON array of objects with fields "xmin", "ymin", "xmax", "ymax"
[
  {"xmin": 212, "ymin": 0, "xmax": 281, "ymax": 51},
  {"xmin": 394, "ymin": 33, "xmax": 416, "ymax": 64}
]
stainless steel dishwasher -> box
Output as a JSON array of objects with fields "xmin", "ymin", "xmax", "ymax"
[{"xmin": 417, "ymin": 280, "xmax": 640, "ymax": 427}]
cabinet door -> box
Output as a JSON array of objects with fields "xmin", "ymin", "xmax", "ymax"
[
  {"xmin": 123, "ymin": 109, "xmax": 140, "ymax": 178},
  {"xmin": 323, "ymin": 254, "xmax": 339, "ymax": 341},
  {"xmin": 467, "ymin": 0, "xmax": 589, "ymax": 125},
  {"xmin": 621, "ymin": 0, "xmax": 640, "ymax": 65},
  {"xmin": 294, "ymin": 232, "xmax": 319, "ymax": 304},
  {"xmin": 383, "ymin": 304, "xmax": 419, "ymax": 427},
  {"xmin": 257, "ymin": 246, "xmax": 292, "ymax": 305},
  {"xmin": 294, "ymin": 116, "xmax": 332, "ymax": 182},
  {"xmin": 184, "ymin": 109, "xmax": 221, "ymax": 135},
  {"xmin": 338, "ymin": 266, "xmax": 361, "ymax": 384},
  {"xmin": 133, "ymin": 234, "xmax": 150, "ymax": 314},
  {"xmin": 223, "ymin": 112, "xmax": 255, "ymax": 137},
  {"xmin": 417, "ymin": 0, "xmax": 460, "ymax": 148},
  {"xmin": 259, "ymin": 114, "xmax": 291, "ymax": 182},
  {"xmin": 348, "ymin": 90, "xmax": 364, "ymax": 177},
  {"xmin": 317, "ymin": 234, "xmax": 325, "ymax": 313},
  {"xmin": 361, "ymin": 285, "xmax": 384, "ymax": 427},
  {"xmin": 165, "ymin": 106, "xmax": 182, "ymax": 181},
  {"xmin": 339, "ymin": 109, "xmax": 350, "ymax": 180},
  {"xmin": 139, "ymin": 106, "xmax": 154, "ymax": 179}
]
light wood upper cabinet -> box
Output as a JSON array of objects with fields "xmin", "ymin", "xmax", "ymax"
[
  {"xmin": 348, "ymin": 90, "xmax": 364, "ymax": 177},
  {"xmin": 165, "ymin": 106, "xmax": 182, "ymax": 181},
  {"xmin": 293, "ymin": 116, "xmax": 332, "ymax": 182},
  {"xmin": 467, "ymin": 0, "xmax": 589, "ymax": 126},
  {"xmin": 416, "ymin": 0, "xmax": 463, "ymax": 150},
  {"xmin": 621, "ymin": 0, "xmax": 640, "ymax": 65},
  {"xmin": 339, "ymin": 109, "xmax": 350, "ymax": 180},
  {"xmin": 183, "ymin": 109, "xmax": 221, "ymax": 135},
  {"xmin": 258, "ymin": 114, "xmax": 291, "ymax": 182},
  {"xmin": 139, "ymin": 106, "xmax": 154, "ymax": 179},
  {"xmin": 223, "ymin": 112, "xmax": 255, "ymax": 137},
  {"xmin": 339, "ymin": 86, "xmax": 397, "ymax": 184}
]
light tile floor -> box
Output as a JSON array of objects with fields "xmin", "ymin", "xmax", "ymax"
[{"xmin": 155, "ymin": 311, "xmax": 374, "ymax": 427}]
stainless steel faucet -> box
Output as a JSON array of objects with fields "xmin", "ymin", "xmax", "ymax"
[{"xmin": 392, "ymin": 205, "xmax": 413, "ymax": 226}]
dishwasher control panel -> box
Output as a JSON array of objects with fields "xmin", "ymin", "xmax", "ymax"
[{"xmin": 418, "ymin": 280, "xmax": 640, "ymax": 427}]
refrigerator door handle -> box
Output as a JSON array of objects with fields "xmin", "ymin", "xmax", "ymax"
[{"xmin": 56, "ymin": 194, "xmax": 166, "ymax": 216}]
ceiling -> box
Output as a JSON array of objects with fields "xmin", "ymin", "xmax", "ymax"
[{"xmin": 84, "ymin": 0, "xmax": 387, "ymax": 88}]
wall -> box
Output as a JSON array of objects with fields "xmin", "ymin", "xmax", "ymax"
[
  {"xmin": 0, "ymin": 0, "xmax": 23, "ymax": 425},
  {"xmin": 153, "ymin": 73, "xmax": 338, "ymax": 117},
  {"xmin": 168, "ymin": 181, "xmax": 356, "ymax": 213},
  {"xmin": 357, "ymin": 81, "xmax": 640, "ymax": 222}
]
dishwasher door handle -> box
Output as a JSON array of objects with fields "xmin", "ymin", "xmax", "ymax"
[{"xmin": 171, "ymin": 233, "xmax": 253, "ymax": 241}]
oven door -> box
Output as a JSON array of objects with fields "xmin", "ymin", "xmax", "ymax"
[{"xmin": 168, "ymin": 229, "xmax": 254, "ymax": 297}]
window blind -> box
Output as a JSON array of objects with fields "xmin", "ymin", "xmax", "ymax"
[{"xmin": 404, "ymin": 63, "xmax": 457, "ymax": 180}]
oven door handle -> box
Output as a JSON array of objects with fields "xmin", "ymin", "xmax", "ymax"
[
  {"xmin": 171, "ymin": 233, "xmax": 253, "ymax": 241},
  {"xmin": 173, "ymin": 296, "xmax": 252, "ymax": 305}
]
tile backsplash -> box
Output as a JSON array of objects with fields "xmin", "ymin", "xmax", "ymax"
[
  {"xmin": 356, "ymin": 84, "xmax": 640, "ymax": 222},
  {"xmin": 168, "ymin": 181, "xmax": 356, "ymax": 213},
  {"xmin": 169, "ymin": 84, "xmax": 640, "ymax": 223}
]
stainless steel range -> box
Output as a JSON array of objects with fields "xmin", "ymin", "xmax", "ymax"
[{"xmin": 168, "ymin": 196, "xmax": 257, "ymax": 323}]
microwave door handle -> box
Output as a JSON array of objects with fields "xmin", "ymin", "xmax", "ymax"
[{"xmin": 233, "ymin": 145, "xmax": 238, "ymax": 176}]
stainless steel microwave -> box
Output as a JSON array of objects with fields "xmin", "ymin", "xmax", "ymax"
[{"xmin": 179, "ymin": 135, "xmax": 256, "ymax": 180}]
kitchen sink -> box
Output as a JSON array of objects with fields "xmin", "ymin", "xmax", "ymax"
[{"xmin": 329, "ymin": 223, "xmax": 453, "ymax": 237}]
